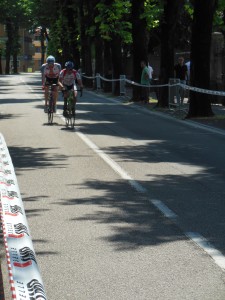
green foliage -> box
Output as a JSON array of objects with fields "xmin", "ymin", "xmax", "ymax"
[
  {"xmin": 95, "ymin": 0, "xmax": 132, "ymax": 43},
  {"xmin": 142, "ymin": 0, "xmax": 163, "ymax": 30},
  {"xmin": 214, "ymin": 0, "xmax": 225, "ymax": 31}
]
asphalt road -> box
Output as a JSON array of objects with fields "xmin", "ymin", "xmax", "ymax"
[{"xmin": 1, "ymin": 73, "xmax": 225, "ymax": 300}]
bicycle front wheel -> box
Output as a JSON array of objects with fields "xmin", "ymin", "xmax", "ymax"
[
  {"xmin": 48, "ymin": 110, "xmax": 53, "ymax": 124},
  {"xmin": 48, "ymin": 96, "xmax": 54, "ymax": 124}
]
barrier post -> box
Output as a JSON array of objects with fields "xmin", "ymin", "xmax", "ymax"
[
  {"xmin": 120, "ymin": 75, "xmax": 126, "ymax": 96},
  {"xmin": 169, "ymin": 78, "xmax": 180, "ymax": 109}
]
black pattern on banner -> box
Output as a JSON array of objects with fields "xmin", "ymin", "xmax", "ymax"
[
  {"xmin": 10, "ymin": 205, "xmax": 23, "ymax": 215},
  {"xmin": 27, "ymin": 279, "xmax": 47, "ymax": 300},
  {"xmin": 15, "ymin": 223, "xmax": 29, "ymax": 236},
  {"xmin": 20, "ymin": 247, "xmax": 37, "ymax": 264}
]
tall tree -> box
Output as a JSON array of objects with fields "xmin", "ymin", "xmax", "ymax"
[
  {"xmin": 187, "ymin": 0, "xmax": 217, "ymax": 118},
  {"xmin": 157, "ymin": 0, "xmax": 185, "ymax": 107},
  {"xmin": 95, "ymin": 0, "xmax": 132, "ymax": 94},
  {"xmin": 79, "ymin": 0, "xmax": 94, "ymax": 85},
  {"xmin": 130, "ymin": 0, "xmax": 149, "ymax": 101}
]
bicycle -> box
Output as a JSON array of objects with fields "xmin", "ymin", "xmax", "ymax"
[
  {"xmin": 62, "ymin": 87, "xmax": 83, "ymax": 129},
  {"xmin": 46, "ymin": 83, "xmax": 57, "ymax": 125}
]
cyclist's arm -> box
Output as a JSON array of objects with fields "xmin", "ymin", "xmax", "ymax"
[
  {"xmin": 77, "ymin": 78, "xmax": 83, "ymax": 89},
  {"xmin": 58, "ymin": 70, "xmax": 65, "ymax": 89},
  {"xmin": 42, "ymin": 74, "xmax": 46, "ymax": 87},
  {"xmin": 58, "ymin": 80, "xmax": 64, "ymax": 89},
  {"xmin": 75, "ymin": 72, "xmax": 83, "ymax": 89},
  {"xmin": 40, "ymin": 64, "xmax": 46, "ymax": 86}
]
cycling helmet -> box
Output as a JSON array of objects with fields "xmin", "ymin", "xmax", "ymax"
[
  {"xmin": 65, "ymin": 61, "xmax": 74, "ymax": 70},
  {"xmin": 46, "ymin": 55, "xmax": 55, "ymax": 64}
]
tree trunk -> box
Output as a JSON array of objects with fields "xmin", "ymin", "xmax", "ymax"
[
  {"xmin": 111, "ymin": 35, "xmax": 123, "ymax": 95},
  {"xmin": 103, "ymin": 40, "xmax": 112, "ymax": 93},
  {"xmin": 157, "ymin": 0, "xmax": 185, "ymax": 107},
  {"xmin": 40, "ymin": 34, "xmax": 46, "ymax": 65},
  {"xmin": 0, "ymin": 51, "xmax": 3, "ymax": 75},
  {"xmin": 79, "ymin": 0, "xmax": 93, "ymax": 86},
  {"xmin": 95, "ymin": 31, "xmax": 103, "ymax": 75},
  {"xmin": 12, "ymin": 23, "xmax": 20, "ymax": 74},
  {"xmin": 131, "ymin": 0, "xmax": 149, "ymax": 102},
  {"xmin": 13, "ymin": 53, "xmax": 18, "ymax": 74},
  {"xmin": 5, "ymin": 18, "xmax": 13, "ymax": 75},
  {"xmin": 187, "ymin": 0, "xmax": 217, "ymax": 118}
]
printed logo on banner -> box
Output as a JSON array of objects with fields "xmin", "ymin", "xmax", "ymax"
[
  {"xmin": 27, "ymin": 279, "xmax": 47, "ymax": 300},
  {"xmin": 20, "ymin": 247, "xmax": 37, "ymax": 264},
  {"xmin": 1, "ymin": 169, "xmax": 12, "ymax": 175},
  {"xmin": 14, "ymin": 223, "xmax": 29, "ymax": 236},
  {"xmin": 2, "ymin": 160, "xmax": 9, "ymax": 166},
  {"xmin": 2, "ymin": 189, "xmax": 19, "ymax": 199},
  {"xmin": 7, "ymin": 222, "xmax": 29, "ymax": 238},
  {"xmin": 0, "ymin": 176, "xmax": 15, "ymax": 186},
  {"xmin": 12, "ymin": 247, "xmax": 37, "ymax": 267},
  {"xmin": 4, "ymin": 204, "xmax": 24, "ymax": 216}
]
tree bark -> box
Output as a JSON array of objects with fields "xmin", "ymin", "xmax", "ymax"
[
  {"xmin": 157, "ymin": 0, "xmax": 185, "ymax": 107},
  {"xmin": 103, "ymin": 40, "xmax": 112, "ymax": 92},
  {"xmin": 12, "ymin": 23, "xmax": 20, "ymax": 74},
  {"xmin": 111, "ymin": 35, "xmax": 123, "ymax": 95},
  {"xmin": 131, "ymin": 0, "xmax": 149, "ymax": 102},
  {"xmin": 5, "ymin": 18, "xmax": 13, "ymax": 75},
  {"xmin": 187, "ymin": 0, "xmax": 217, "ymax": 118},
  {"xmin": 79, "ymin": 0, "xmax": 93, "ymax": 86},
  {"xmin": 0, "ymin": 51, "xmax": 2, "ymax": 74}
]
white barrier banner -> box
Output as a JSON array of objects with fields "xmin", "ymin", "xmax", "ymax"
[{"xmin": 0, "ymin": 133, "xmax": 47, "ymax": 300}]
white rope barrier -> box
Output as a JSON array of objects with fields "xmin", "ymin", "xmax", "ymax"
[
  {"xmin": 180, "ymin": 83, "xmax": 225, "ymax": 97},
  {"xmin": 82, "ymin": 74, "xmax": 225, "ymax": 97}
]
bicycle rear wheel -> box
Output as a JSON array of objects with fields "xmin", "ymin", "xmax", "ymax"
[
  {"xmin": 65, "ymin": 114, "xmax": 70, "ymax": 127},
  {"xmin": 48, "ymin": 96, "xmax": 54, "ymax": 124},
  {"xmin": 71, "ymin": 112, "xmax": 75, "ymax": 128},
  {"xmin": 48, "ymin": 110, "xmax": 53, "ymax": 124}
]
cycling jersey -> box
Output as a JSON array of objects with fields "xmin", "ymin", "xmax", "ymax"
[
  {"xmin": 41, "ymin": 63, "xmax": 61, "ymax": 79},
  {"xmin": 59, "ymin": 69, "xmax": 81, "ymax": 86}
]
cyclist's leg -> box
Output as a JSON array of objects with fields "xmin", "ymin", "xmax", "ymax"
[
  {"xmin": 44, "ymin": 77, "xmax": 51, "ymax": 112},
  {"xmin": 53, "ymin": 86, "xmax": 58, "ymax": 106},
  {"xmin": 44, "ymin": 86, "xmax": 49, "ymax": 106},
  {"xmin": 63, "ymin": 86, "xmax": 69, "ymax": 116},
  {"xmin": 73, "ymin": 85, "xmax": 77, "ymax": 116},
  {"xmin": 63, "ymin": 95, "xmax": 68, "ymax": 117},
  {"xmin": 51, "ymin": 78, "xmax": 59, "ymax": 112}
]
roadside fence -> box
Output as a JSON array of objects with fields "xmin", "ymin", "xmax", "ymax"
[{"xmin": 82, "ymin": 73, "xmax": 225, "ymax": 111}]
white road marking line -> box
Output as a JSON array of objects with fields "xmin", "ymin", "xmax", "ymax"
[
  {"xmin": 186, "ymin": 232, "xmax": 225, "ymax": 270},
  {"xmin": 151, "ymin": 199, "xmax": 178, "ymax": 219}
]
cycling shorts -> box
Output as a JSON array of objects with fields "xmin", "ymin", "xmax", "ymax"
[
  {"xmin": 45, "ymin": 77, "xmax": 58, "ymax": 85},
  {"xmin": 64, "ymin": 84, "xmax": 74, "ymax": 91}
]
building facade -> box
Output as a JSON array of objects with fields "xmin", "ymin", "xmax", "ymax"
[{"xmin": 0, "ymin": 24, "xmax": 35, "ymax": 73}]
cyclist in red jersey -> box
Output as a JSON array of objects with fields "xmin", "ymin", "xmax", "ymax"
[
  {"xmin": 41, "ymin": 55, "xmax": 63, "ymax": 112},
  {"xmin": 59, "ymin": 61, "xmax": 83, "ymax": 117}
]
